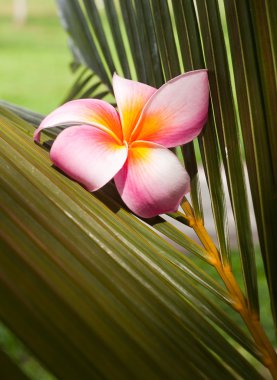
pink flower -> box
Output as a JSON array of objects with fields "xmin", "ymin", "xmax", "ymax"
[{"xmin": 34, "ymin": 71, "xmax": 209, "ymax": 218}]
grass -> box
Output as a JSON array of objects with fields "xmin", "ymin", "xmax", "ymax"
[{"xmin": 0, "ymin": 0, "xmax": 72, "ymax": 114}]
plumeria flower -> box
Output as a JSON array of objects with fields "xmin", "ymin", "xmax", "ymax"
[{"xmin": 34, "ymin": 70, "xmax": 209, "ymax": 218}]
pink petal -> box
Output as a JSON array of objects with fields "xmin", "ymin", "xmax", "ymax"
[
  {"xmin": 113, "ymin": 73, "xmax": 157, "ymax": 142},
  {"xmin": 50, "ymin": 125, "xmax": 128, "ymax": 191},
  {"xmin": 34, "ymin": 99, "xmax": 123, "ymax": 144},
  {"xmin": 114, "ymin": 141, "xmax": 190, "ymax": 218},
  {"xmin": 130, "ymin": 70, "xmax": 209, "ymax": 147}
]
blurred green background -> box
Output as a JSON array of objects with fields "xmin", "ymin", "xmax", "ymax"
[{"xmin": 0, "ymin": 0, "xmax": 71, "ymax": 114}]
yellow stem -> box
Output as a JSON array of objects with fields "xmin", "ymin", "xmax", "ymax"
[{"xmin": 181, "ymin": 199, "xmax": 277, "ymax": 379}]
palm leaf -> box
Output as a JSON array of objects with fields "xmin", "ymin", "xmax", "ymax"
[
  {"xmin": 223, "ymin": 0, "xmax": 277, "ymax": 330},
  {"xmin": 171, "ymin": 0, "xmax": 230, "ymax": 265},
  {"xmin": 1, "ymin": 0, "xmax": 277, "ymax": 377},
  {"xmin": 0, "ymin": 107, "xmax": 266, "ymax": 379},
  {"xmin": 0, "ymin": 100, "xmax": 43, "ymax": 126},
  {"xmin": 0, "ymin": 348, "xmax": 30, "ymax": 380},
  {"xmin": 61, "ymin": 66, "xmax": 112, "ymax": 103},
  {"xmin": 56, "ymin": 0, "xmax": 260, "ymax": 311}
]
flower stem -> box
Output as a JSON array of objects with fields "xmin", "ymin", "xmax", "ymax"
[{"xmin": 181, "ymin": 198, "xmax": 277, "ymax": 379}]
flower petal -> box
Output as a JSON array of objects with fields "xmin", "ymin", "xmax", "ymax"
[
  {"xmin": 50, "ymin": 125, "xmax": 128, "ymax": 191},
  {"xmin": 34, "ymin": 99, "xmax": 123, "ymax": 144},
  {"xmin": 131, "ymin": 70, "xmax": 209, "ymax": 147},
  {"xmin": 114, "ymin": 141, "xmax": 190, "ymax": 218},
  {"xmin": 113, "ymin": 73, "xmax": 157, "ymax": 142}
]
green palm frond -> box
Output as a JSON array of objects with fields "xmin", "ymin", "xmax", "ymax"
[
  {"xmin": 57, "ymin": 0, "xmax": 277, "ymax": 325},
  {"xmin": 62, "ymin": 66, "xmax": 112, "ymax": 103},
  {"xmin": 0, "ymin": 107, "xmax": 265, "ymax": 379},
  {"xmin": 0, "ymin": 0, "xmax": 277, "ymax": 378},
  {"xmin": 223, "ymin": 0, "xmax": 277, "ymax": 327}
]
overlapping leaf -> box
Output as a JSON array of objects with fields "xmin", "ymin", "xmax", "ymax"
[
  {"xmin": 0, "ymin": 107, "xmax": 264, "ymax": 379},
  {"xmin": 223, "ymin": 0, "xmax": 277, "ymax": 329}
]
